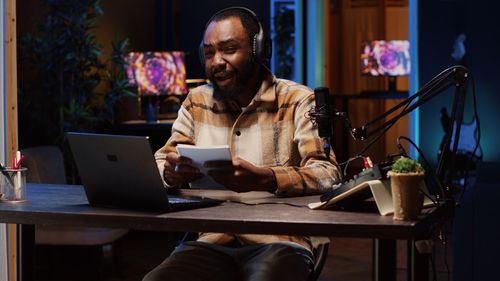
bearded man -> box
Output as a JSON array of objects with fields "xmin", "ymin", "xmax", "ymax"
[{"xmin": 146, "ymin": 7, "xmax": 340, "ymax": 281}]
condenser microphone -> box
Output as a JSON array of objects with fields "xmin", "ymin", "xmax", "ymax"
[
  {"xmin": 313, "ymin": 87, "xmax": 333, "ymax": 139},
  {"xmin": 313, "ymin": 87, "xmax": 334, "ymax": 160}
]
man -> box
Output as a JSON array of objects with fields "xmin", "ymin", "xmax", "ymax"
[{"xmin": 144, "ymin": 7, "xmax": 341, "ymax": 281}]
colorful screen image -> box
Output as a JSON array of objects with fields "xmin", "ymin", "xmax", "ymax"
[
  {"xmin": 361, "ymin": 40, "xmax": 410, "ymax": 76},
  {"xmin": 125, "ymin": 51, "xmax": 187, "ymax": 95}
]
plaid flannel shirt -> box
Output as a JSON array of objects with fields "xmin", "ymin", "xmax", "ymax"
[{"xmin": 155, "ymin": 70, "xmax": 341, "ymax": 250}]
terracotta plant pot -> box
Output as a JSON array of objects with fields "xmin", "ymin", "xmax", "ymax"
[{"xmin": 387, "ymin": 171, "xmax": 425, "ymax": 220}]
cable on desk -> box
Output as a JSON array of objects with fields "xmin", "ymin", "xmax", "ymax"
[{"xmin": 225, "ymin": 200, "xmax": 307, "ymax": 208}]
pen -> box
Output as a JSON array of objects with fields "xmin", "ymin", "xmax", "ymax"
[
  {"xmin": 14, "ymin": 151, "xmax": 23, "ymax": 200},
  {"xmin": 14, "ymin": 151, "xmax": 25, "ymax": 169},
  {"xmin": 12, "ymin": 151, "xmax": 20, "ymax": 168}
]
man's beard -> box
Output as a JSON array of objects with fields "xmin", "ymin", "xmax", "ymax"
[{"xmin": 210, "ymin": 58, "xmax": 255, "ymax": 101}]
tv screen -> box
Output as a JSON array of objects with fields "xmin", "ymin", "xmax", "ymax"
[
  {"xmin": 361, "ymin": 40, "xmax": 410, "ymax": 76},
  {"xmin": 125, "ymin": 51, "xmax": 187, "ymax": 95}
]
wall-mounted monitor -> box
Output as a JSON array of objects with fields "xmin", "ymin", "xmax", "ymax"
[
  {"xmin": 125, "ymin": 51, "xmax": 187, "ymax": 95},
  {"xmin": 361, "ymin": 40, "xmax": 410, "ymax": 76}
]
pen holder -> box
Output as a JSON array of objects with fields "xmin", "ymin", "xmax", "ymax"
[{"xmin": 0, "ymin": 167, "xmax": 27, "ymax": 202}]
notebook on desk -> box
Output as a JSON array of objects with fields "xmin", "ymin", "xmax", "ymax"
[{"xmin": 66, "ymin": 132, "xmax": 223, "ymax": 212}]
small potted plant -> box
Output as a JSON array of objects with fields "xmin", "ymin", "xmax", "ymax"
[{"xmin": 387, "ymin": 157, "xmax": 425, "ymax": 220}]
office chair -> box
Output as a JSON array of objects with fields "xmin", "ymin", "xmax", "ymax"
[
  {"xmin": 21, "ymin": 145, "xmax": 129, "ymax": 280},
  {"xmin": 309, "ymin": 242, "xmax": 329, "ymax": 281}
]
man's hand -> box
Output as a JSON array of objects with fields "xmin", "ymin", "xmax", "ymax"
[
  {"xmin": 163, "ymin": 152, "xmax": 203, "ymax": 186},
  {"xmin": 205, "ymin": 157, "xmax": 277, "ymax": 193}
]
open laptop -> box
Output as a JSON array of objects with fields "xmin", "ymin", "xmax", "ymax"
[{"xmin": 66, "ymin": 132, "xmax": 223, "ymax": 212}]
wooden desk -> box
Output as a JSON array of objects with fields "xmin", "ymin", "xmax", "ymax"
[{"xmin": 0, "ymin": 183, "xmax": 439, "ymax": 281}]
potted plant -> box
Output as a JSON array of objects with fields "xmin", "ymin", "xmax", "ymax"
[{"xmin": 387, "ymin": 157, "xmax": 425, "ymax": 220}]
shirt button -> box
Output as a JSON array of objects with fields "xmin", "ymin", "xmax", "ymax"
[{"xmin": 235, "ymin": 131, "xmax": 241, "ymax": 136}]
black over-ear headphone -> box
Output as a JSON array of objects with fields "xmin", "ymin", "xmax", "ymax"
[{"xmin": 198, "ymin": 6, "xmax": 272, "ymax": 66}]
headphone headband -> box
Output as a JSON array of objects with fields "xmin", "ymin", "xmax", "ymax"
[{"xmin": 198, "ymin": 7, "xmax": 272, "ymax": 66}]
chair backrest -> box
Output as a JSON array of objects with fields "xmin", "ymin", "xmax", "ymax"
[
  {"xmin": 21, "ymin": 145, "xmax": 67, "ymax": 184},
  {"xmin": 308, "ymin": 243, "xmax": 329, "ymax": 281}
]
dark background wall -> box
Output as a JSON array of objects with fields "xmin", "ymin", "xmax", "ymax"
[
  {"xmin": 419, "ymin": 2, "xmax": 500, "ymax": 280},
  {"xmin": 18, "ymin": 0, "xmax": 269, "ymax": 80},
  {"xmin": 17, "ymin": 0, "xmax": 270, "ymax": 125},
  {"xmin": 418, "ymin": 0, "xmax": 499, "ymax": 164}
]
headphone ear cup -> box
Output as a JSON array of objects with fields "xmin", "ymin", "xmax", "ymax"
[
  {"xmin": 253, "ymin": 32, "xmax": 272, "ymax": 64},
  {"xmin": 253, "ymin": 32, "xmax": 263, "ymax": 62}
]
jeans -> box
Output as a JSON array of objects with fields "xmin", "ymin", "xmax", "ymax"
[{"xmin": 142, "ymin": 241, "xmax": 314, "ymax": 281}]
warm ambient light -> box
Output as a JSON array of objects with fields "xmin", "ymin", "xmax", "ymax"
[{"xmin": 125, "ymin": 51, "xmax": 188, "ymax": 95}]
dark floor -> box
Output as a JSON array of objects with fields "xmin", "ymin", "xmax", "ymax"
[{"xmin": 35, "ymin": 228, "xmax": 454, "ymax": 281}]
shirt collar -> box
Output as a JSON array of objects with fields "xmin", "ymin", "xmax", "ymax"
[{"xmin": 252, "ymin": 68, "xmax": 277, "ymax": 103}]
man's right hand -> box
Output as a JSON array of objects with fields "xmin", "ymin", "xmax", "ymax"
[{"xmin": 163, "ymin": 152, "xmax": 203, "ymax": 186}]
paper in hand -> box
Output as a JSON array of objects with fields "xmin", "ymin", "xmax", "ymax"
[{"xmin": 176, "ymin": 144, "xmax": 232, "ymax": 189}]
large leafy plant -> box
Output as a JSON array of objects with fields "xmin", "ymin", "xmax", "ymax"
[{"xmin": 17, "ymin": 0, "xmax": 133, "ymax": 148}]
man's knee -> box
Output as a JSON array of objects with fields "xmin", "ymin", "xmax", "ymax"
[
  {"xmin": 143, "ymin": 242, "xmax": 238, "ymax": 281},
  {"xmin": 244, "ymin": 243, "xmax": 314, "ymax": 281}
]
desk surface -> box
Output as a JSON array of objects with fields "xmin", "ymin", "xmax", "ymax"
[{"xmin": 0, "ymin": 183, "xmax": 434, "ymax": 240}]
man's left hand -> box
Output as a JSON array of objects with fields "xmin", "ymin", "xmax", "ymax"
[{"xmin": 205, "ymin": 157, "xmax": 277, "ymax": 193}]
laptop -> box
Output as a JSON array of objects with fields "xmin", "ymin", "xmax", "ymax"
[{"xmin": 66, "ymin": 132, "xmax": 223, "ymax": 212}]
